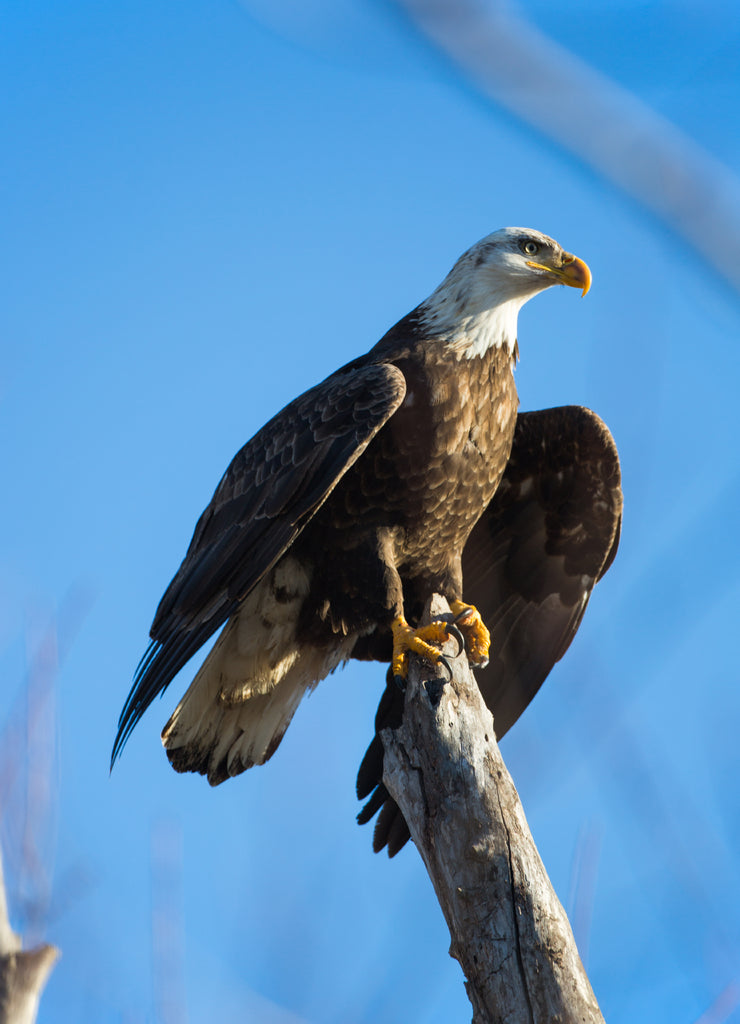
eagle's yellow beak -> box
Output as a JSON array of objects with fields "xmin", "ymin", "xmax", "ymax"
[{"xmin": 526, "ymin": 253, "xmax": 591, "ymax": 296}]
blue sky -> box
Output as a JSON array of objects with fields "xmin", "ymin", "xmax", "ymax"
[{"xmin": 2, "ymin": 1, "xmax": 740, "ymax": 1021}]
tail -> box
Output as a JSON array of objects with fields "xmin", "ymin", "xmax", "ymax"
[{"xmin": 161, "ymin": 608, "xmax": 355, "ymax": 786}]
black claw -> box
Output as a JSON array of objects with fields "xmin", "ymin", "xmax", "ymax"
[
  {"xmin": 393, "ymin": 673, "xmax": 407, "ymax": 692},
  {"xmin": 454, "ymin": 606, "xmax": 474, "ymax": 625},
  {"xmin": 438, "ymin": 655, "xmax": 453, "ymax": 682},
  {"xmin": 446, "ymin": 623, "xmax": 465, "ymax": 657}
]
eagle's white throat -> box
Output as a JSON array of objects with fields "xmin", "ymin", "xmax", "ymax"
[
  {"xmin": 426, "ymin": 296, "xmax": 527, "ymax": 359},
  {"xmin": 419, "ymin": 282, "xmax": 536, "ymax": 360}
]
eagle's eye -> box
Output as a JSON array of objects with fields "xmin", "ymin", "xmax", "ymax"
[{"xmin": 520, "ymin": 240, "xmax": 539, "ymax": 256}]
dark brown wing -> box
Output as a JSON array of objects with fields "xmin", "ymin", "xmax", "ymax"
[
  {"xmin": 113, "ymin": 361, "xmax": 406, "ymax": 765},
  {"xmin": 358, "ymin": 405, "xmax": 622, "ymax": 855},
  {"xmin": 465, "ymin": 404, "xmax": 622, "ymax": 736}
]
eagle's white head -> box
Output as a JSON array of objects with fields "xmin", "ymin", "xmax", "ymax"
[{"xmin": 419, "ymin": 227, "xmax": 591, "ymax": 359}]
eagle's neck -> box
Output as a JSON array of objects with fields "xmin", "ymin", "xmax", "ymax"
[{"xmin": 416, "ymin": 279, "xmax": 531, "ymax": 360}]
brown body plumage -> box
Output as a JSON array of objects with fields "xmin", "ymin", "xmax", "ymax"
[{"xmin": 298, "ymin": 324, "xmax": 518, "ymax": 648}]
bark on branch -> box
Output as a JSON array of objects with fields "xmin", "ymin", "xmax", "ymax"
[{"xmin": 380, "ymin": 594, "xmax": 605, "ymax": 1024}]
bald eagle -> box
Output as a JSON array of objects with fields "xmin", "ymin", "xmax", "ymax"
[{"xmin": 113, "ymin": 228, "xmax": 622, "ymax": 839}]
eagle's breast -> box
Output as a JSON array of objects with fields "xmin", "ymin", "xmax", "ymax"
[
  {"xmin": 322, "ymin": 341, "xmax": 518, "ymax": 575},
  {"xmin": 391, "ymin": 343, "xmax": 518, "ymax": 570}
]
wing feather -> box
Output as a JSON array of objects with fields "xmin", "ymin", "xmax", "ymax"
[
  {"xmin": 113, "ymin": 362, "xmax": 406, "ymax": 764},
  {"xmin": 467, "ymin": 405, "xmax": 622, "ymax": 735}
]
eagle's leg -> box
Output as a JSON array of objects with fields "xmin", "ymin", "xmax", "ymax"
[
  {"xmin": 449, "ymin": 600, "xmax": 491, "ymax": 669},
  {"xmin": 390, "ymin": 615, "xmax": 458, "ymax": 688}
]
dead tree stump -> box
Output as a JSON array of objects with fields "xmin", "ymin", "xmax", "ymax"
[{"xmin": 381, "ymin": 595, "xmax": 605, "ymax": 1024}]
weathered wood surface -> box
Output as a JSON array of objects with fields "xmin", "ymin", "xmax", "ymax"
[
  {"xmin": 0, "ymin": 851, "xmax": 58, "ymax": 1024},
  {"xmin": 381, "ymin": 595, "xmax": 605, "ymax": 1024}
]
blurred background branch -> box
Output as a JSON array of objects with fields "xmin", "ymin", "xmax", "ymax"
[
  {"xmin": 0, "ymin": 588, "xmax": 91, "ymax": 1022},
  {"xmin": 0, "ymin": 850, "xmax": 59, "ymax": 1024},
  {"xmin": 394, "ymin": 0, "xmax": 740, "ymax": 293}
]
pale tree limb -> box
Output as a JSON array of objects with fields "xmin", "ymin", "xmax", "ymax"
[
  {"xmin": 381, "ymin": 595, "xmax": 604, "ymax": 1024},
  {"xmin": 0, "ymin": 595, "xmax": 88, "ymax": 1024},
  {"xmin": 0, "ymin": 848, "xmax": 59, "ymax": 1024}
]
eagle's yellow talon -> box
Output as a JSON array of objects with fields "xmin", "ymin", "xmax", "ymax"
[
  {"xmin": 415, "ymin": 621, "xmax": 451, "ymax": 646},
  {"xmin": 450, "ymin": 600, "xmax": 491, "ymax": 666},
  {"xmin": 391, "ymin": 616, "xmax": 453, "ymax": 681}
]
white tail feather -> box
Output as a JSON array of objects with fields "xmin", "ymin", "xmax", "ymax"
[{"xmin": 161, "ymin": 568, "xmax": 355, "ymax": 784}]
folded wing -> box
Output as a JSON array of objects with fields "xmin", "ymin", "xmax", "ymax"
[{"xmin": 113, "ymin": 362, "xmax": 406, "ymax": 765}]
